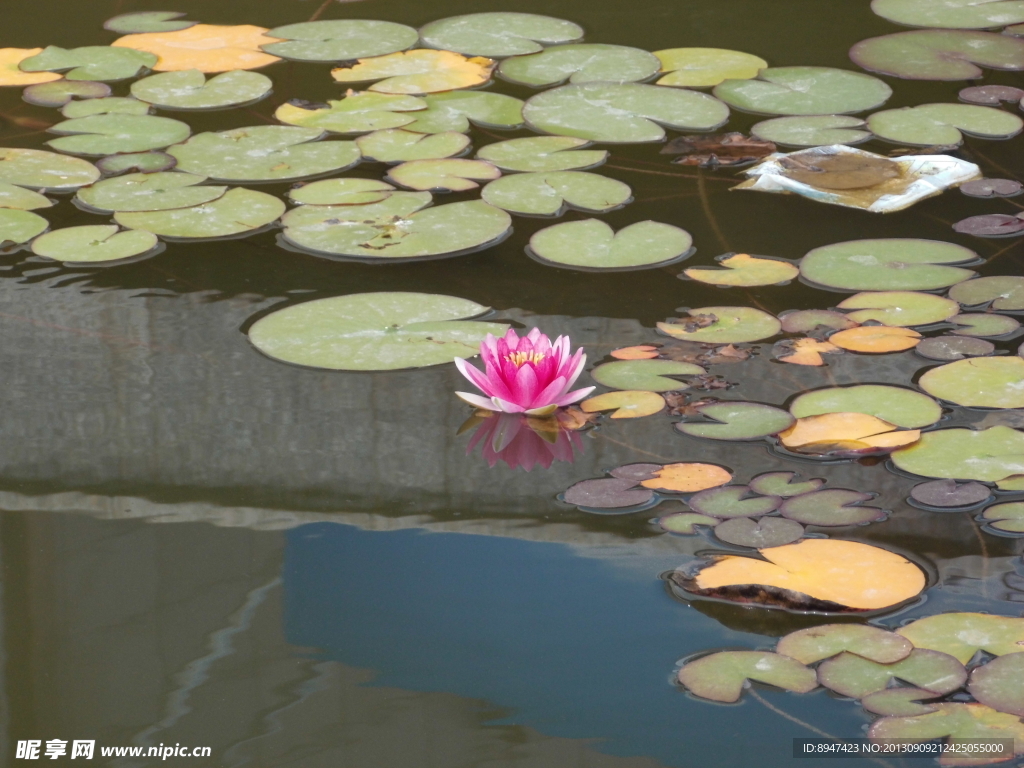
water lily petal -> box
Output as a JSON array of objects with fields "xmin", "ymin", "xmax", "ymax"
[
  {"xmin": 492, "ymin": 395, "xmax": 527, "ymax": 413},
  {"xmin": 530, "ymin": 374, "xmax": 568, "ymax": 410},
  {"xmin": 555, "ymin": 385, "xmax": 596, "ymax": 406},
  {"xmin": 455, "ymin": 391, "xmax": 501, "ymax": 411},
  {"xmin": 512, "ymin": 360, "xmax": 542, "ymax": 407}
]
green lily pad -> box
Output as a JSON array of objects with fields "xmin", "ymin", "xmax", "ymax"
[
  {"xmin": 523, "ymin": 82, "xmax": 730, "ymax": 143},
  {"xmin": 916, "ymin": 336, "xmax": 995, "ymax": 361},
  {"xmin": 950, "ymin": 313, "xmax": 1020, "ymax": 337},
  {"xmin": 713, "ymin": 67, "xmax": 891, "ymax": 116},
  {"xmin": 0, "ymin": 148, "xmax": 100, "ymax": 190},
  {"xmin": 683, "ymin": 254, "xmax": 799, "ymax": 287},
  {"xmin": 780, "ymin": 489, "xmax": 886, "ymax": 527},
  {"xmin": 869, "ymin": 703, "xmax": 1024, "ymax": 759},
  {"xmin": 529, "ymin": 219, "xmax": 692, "ymax": 270},
  {"xmin": 837, "ymin": 291, "xmax": 960, "ymax": 327},
  {"xmin": 657, "ymin": 306, "xmax": 782, "ymax": 343},
  {"xmin": 654, "ymin": 48, "xmax": 767, "ymax": 88},
  {"xmin": 76, "ymin": 171, "xmax": 226, "ymax": 212},
  {"xmin": 817, "ymin": 649, "xmax": 967, "ymax": 699},
  {"xmin": 980, "ymin": 502, "xmax": 1024, "ymax": 534},
  {"xmin": 949, "ymin": 276, "xmax": 1024, "ymax": 310},
  {"xmin": 418, "ymin": 13, "xmax": 583, "ymax": 58},
  {"xmin": 30, "ymin": 224, "xmax": 158, "ymax": 263},
  {"xmin": 261, "ymin": 20, "xmax": 419, "ymax": 63},
  {"xmin": 892, "ymin": 426, "xmax": 1024, "ymax": 481},
  {"xmin": 851, "ymin": 30, "xmax": 1024, "ymax": 80},
  {"xmin": 387, "ymin": 158, "xmax": 500, "ymax": 192},
  {"xmin": 403, "ymin": 91, "xmax": 525, "ymax": 134},
  {"xmin": 287, "ymin": 178, "xmax": 395, "ymax": 206},
  {"xmin": 0, "ymin": 182, "xmax": 52, "ymax": 211},
  {"xmin": 130, "ymin": 69, "xmax": 272, "ymax": 110},
  {"xmin": 777, "ymin": 624, "xmax": 913, "ymax": 665},
  {"xmin": 861, "ymin": 688, "xmax": 941, "ymax": 717},
  {"xmin": 748, "ymin": 472, "xmax": 825, "ymax": 498},
  {"xmin": 355, "ymin": 129, "xmax": 469, "ymax": 163},
  {"xmin": 104, "ymin": 11, "xmax": 196, "ymax": 34},
  {"xmin": 779, "ymin": 310, "xmax": 858, "ymax": 334},
  {"xmin": 47, "ymin": 114, "xmax": 190, "ymax": 156},
  {"xmin": 498, "ymin": 44, "xmax": 660, "ymax": 87},
  {"xmin": 22, "ymin": 80, "xmax": 110, "ymax": 107},
  {"xmin": 751, "ymin": 115, "xmax": 871, "ymax": 147},
  {"xmin": 482, "ymin": 171, "xmax": 631, "ymax": 216},
  {"xmin": 0, "ymin": 209, "xmax": 47, "ymax": 245},
  {"xmin": 790, "ymin": 385, "xmax": 942, "ymax": 429},
  {"xmin": 580, "ymin": 390, "xmax": 665, "ymax": 418},
  {"xmin": 677, "ymin": 651, "xmax": 818, "ymax": 703},
  {"xmin": 969, "ymin": 653, "xmax": 1024, "ymax": 715},
  {"xmin": 248, "ymin": 292, "xmax": 509, "ymax": 371},
  {"xmin": 96, "ymin": 151, "xmax": 176, "ymax": 175},
  {"xmin": 868, "ymin": 104, "xmax": 1023, "ymax": 146},
  {"xmin": 658, "ymin": 512, "xmax": 719, "ymax": 534},
  {"xmin": 714, "ymin": 517, "xmax": 804, "ymax": 548},
  {"xmin": 476, "ymin": 136, "xmax": 607, "ymax": 173},
  {"xmin": 281, "ymin": 199, "xmax": 511, "ymax": 261},
  {"xmin": 920, "ymin": 357, "xmax": 1024, "ymax": 408},
  {"xmin": 61, "ymin": 97, "xmax": 150, "ymax": 118},
  {"xmin": 590, "ymin": 359, "xmax": 703, "ymax": 392},
  {"xmin": 689, "ymin": 485, "xmax": 782, "ymax": 518},
  {"xmin": 20, "ymin": 45, "xmax": 157, "ymax": 81},
  {"xmin": 800, "ymin": 239, "xmax": 977, "ymax": 292},
  {"xmin": 897, "ymin": 612, "xmax": 1024, "ymax": 663},
  {"xmin": 115, "ymin": 188, "xmax": 284, "ymax": 239},
  {"xmin": 872, "ymin": 0, "xmax": 1024, "ymax": 30},
  {"xmin": 676, "ymin": 402, "xmax": 795, "ymax": 440},
  {"xmin": 275, "ymin": 92, "xmax": 426, "ymax": 135},
  {"xmin": 168, "ymin": 126, "xmax": 361, "ymax": 182}
]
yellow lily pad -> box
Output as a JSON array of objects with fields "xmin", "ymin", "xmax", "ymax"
[
  {"xmin": 580, "ymin": 390, "xmax": 665, "ymax": 418},
  {"xmin": 332, "ymin": 49, "xmax": 495, "ymax": 95},
  {"xmin": 112, "ymin": 24, "xmax": 283, "ymax": 72},
  {"xmin": 0, "ymin": 48, "xmax": 62, "ymax": 86},
  {"xmin": 684, "ymin": 253, "xmax": 798, "ymax": 287}
]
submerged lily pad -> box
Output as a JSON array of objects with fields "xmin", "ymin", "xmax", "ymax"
[
  {"xmin": 387, "ymin": 158, "xmax": 500, "ymax": 192},
  {"xmin": 916, "ymin": 336, "xmax": 995, "ymax": 360},
  {"xmin": 249, "ymin": 292, "xmax": 509, "ymax": 371},
  {"xmin": 950, "ymin": 276, "xmax": 1024, "ymax": 310},
  {"xmin": 403, "ymin": 91, "xmax": 525, "ymax": 133},
  {"xmin": 897, "ymin": 612, "xmax": 1024, "ymax": 663},
  {"xmin": 331, "ymin": 49, "xmax": 495, "ymax": 95},
  {"xmin": 131, "ymin": 69, "xmax": 272, "ymax": 110},
  {"xmin": 47, "ymin": 114, "xmax": 190, "ymax": 155},
  {"xmin": 523, "ymin": 82, "xmax": 730, "ymax": 143},
  {"xmin": 590, "ymin": 359, "xmax": 703, "ymax": 392},
  {"xmin": 104, "ymin": 11, "xmax": 197, "ymax": 34},
  {"xmin": 676, "ymin": 402, "xmax": 795, "ymax": 440},
  {"xmin": 22, "ymin": 80, "xmax": 110, "ymax": 107},
  {"xmin": 658, "ymin": 307, "xmax": 781, "ymax": 344},
  {"xmin": 950, "ymin": 313, "xmax": 1020, "ymax": 337},
  {"xmin": 779, "ymin": 310, "xmax": 858, "ymax": 334},
  {"xmin": 910, "ymin": 479, "xmax": 991, "ymax": 508},
  {"xmin": 476, "ymin": 136, "xmax": 607, "ymax": 172},
  {"xmin": 499, "ymin": 44, "xmax": 659, "ymax": 87},
  {"xmin": 960, "ymin": 178, "xmax": 1023, "ymax": 197},
  {"xmin": 777, "ymin": 624, "xmax": 912, "ymax": 665},
  {"xmin": 829, "ymin": 325, "xmax": 922, "ymax": 353},
  {"xmin": 713, "ymin": 67, "xmax": 891, "ymax": 116},
  {"xmin": 780, "ymin": 489, "xmax": 886, "ymax": 527},
  {"xmin": 356, "ymin": 129, "xmax": 469, "ymax": 163},
  {"xmin": 483, "ymin": 171, "xmax": 631, "ymax": 216},
  {"xmin": 677, "ymin": 651, "xmax": 818, "ymax": 703},
  {"xmin": 20, "ymin": 45, "xmax": 157, "ymax": 81},
  {"xmin": 60, "ymin": 96, "xmax": 149, "ymax": 118},
  {"xmin": 96, "ymin": 151, "xmax": 176, "ymax": 175},
  {"xmin": 529, "ymin": 219, "xmax": 692, "ymax": 270},
  {"xmin": 790, "ymin": 385, "xmax": 942, "ymax": 428},
  {"xmin": 837, "ymin": 291, "xmax": 960, "ymax": 327},
  {"xmin": 684, "ymin": 254, "xmax": 799, "ymax": 287},
  {"xmin": 868, "ymin": 104, "xmax": 1023, "ymax": 146},
  {"xmin": 0, "ymin": 148, "xmax": 100, "ymax": 189},
  {"xmin": 800, "ymin": 239, "xmax": 977, "ymax": 292},
  {"xmin": 892, "ymin": 426, "xmax": 1024, "ymax": 482},
  {"xmin": 748, "ymin": 472, "xmax": 824, "ymax": 498},
  {"xmin": 851, "ymin": 30, "xmax": 1024, "ymax": 80},
  {"xmin": 76, "ymin": 171, "xmax": 226, "ymax": 212},
  {"xmin": 0, "ymin": 209, "xmax": 47, "ymax": 245},
  {"xmin": 581, "ymin": 390, "xmax": 665, "ymax": 418},
  {"xmin": 168, "ymin": 126, "xmax": 361, "ymax": 182},
  {"xmin": 610, "ymin": 463, "xmax": 661, "ymax": 481},
  {"xmin": 0, "ymin": 182, "xmax": 52, "ymax": 211},
  {"xmin": 751, "ymin": 115, "xmax": 871, "ymax": 147},
  {"xmin": 861, "ymin": 688, "xmax": 941, "ymax": 717},
  {"xmin": 563, "ymin": 477, "xmax": 655, "ymax": 509},
  {"xmin": 654, "ymin": 48, "xmax": 767, "ymax": 88},
  {"xmin": 714, "ymin": 517, "xmax": 804, "ymax": 548},
  {"xmin": 282, "ymin": 199, "xmax": 512, "ymax": 260},
  {"xmin": 418, "ymin": 13, "xmax": 583, "ymax": 58},
  {"xmin": 969, "ymin": 652, "xmax": 1024, "ymax": 715},
  {"xmin": 921, "ymin": 357, "xmax": 1024, "ymax": 408},
  {"xmin": 30, "ymin": 224, "xmax": 158, "ymax": 263},
  {"xmin": 980, "ymin": 502, "xmax": 1024, "ymax": 534},
  {"xmin": 287, "ymin": 178, "xmax": 395, "ymax": 206},
  {"xmin": 115, "ymin": 188, "xmax": 284, "ymax": 239},
  {"xmin": 818, "ymin": 649, "xmax": 967, "ymax": 699},
  {"xmin": 872, "ymin": 0, "xmax": 1024, "ymax": 29},
  {"xmin": 870, "ymin": 703, "xmax": 1024, "ymax": 764},
  {"xmin": 688, "ymin": 485, "xmax": 782, "ymax": 518},
  {"xmin": 276, "ymin": 92, "xmax": 427, "ymax": 135},
  {"xmin": 659, "ymin": 512, "xmax": 719, "ymax": 534},
  {"xmin": 641, "ymin": 463, "xmax": 733, "ymax": 493},
  {"xmin": 261, "ymin": 20, "xmax": 419, "ymax": 63}
]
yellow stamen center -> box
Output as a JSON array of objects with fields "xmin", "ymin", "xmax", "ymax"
[{"xmin": 505, "ymin": 351, "xmax": 545, "ymax": 367}]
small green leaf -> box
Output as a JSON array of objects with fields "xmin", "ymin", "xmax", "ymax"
[
  {"xmin": 752, "ymin": 115, "xmax": 870, "ymax": 147},
  {"xmin": 499, "ymin": 44, "xmax": 660, "ymax": 87},
  {"xmin": 476, "ymin": 136, "xmax": 607, "ymax": 173},
  {"xmin": 658, "ymin": 512, "xmax": 719, "ymax": 534},
  {"xmin": 483, "ymin": 171, "xmax": 631, "ymax": 216},
  {"xmin": 418, "ymin": 13, "xmax": 583, "ymax": 58},
  {"xmin": 676, "ymin": 402, "xmax": 795, "ymax": 440},
  {"xmin": 872, "ymin": 0, "xmax": 1024, "ymax": 29},
  {"xmin": 104, "ymin": 11, "xmax": 197, "ymax": 34},
  {"xmin": 689, "ymin": 485, "xmax": 782, "ymax": 518},
  {"xmin": 61, "ymin": 97, "xmax": 150, "ymax": 118},
  {"xmin": 920, "ymin": 357, "xmax": 1024, "ymax": 408},
  {"xmin": 969, "ymin": 653, "xmax": 1024, "ymax": 716},
  {"xmin": 0, "ymin": 182, "xmax": 52, "ymax": 211},
  {"xmin": 590, "ymin": 359, "xmax": 703, "ymax": 392},
  {"xmin": 780, "ymin": 489, "xmax": 886, "ymax": 527},
  {"xmin": 980, "ymin": 502, "xmax": 1024, "ymax": 534},
  {"xmin": 529, "ymin": 219, "xmax": 692, "ymax": 269},
  {"xmin": 852, "ymin": 29, "xmax": 1024, "ymax": 80},
  {"xmin": 47, "ymin": 114, "xmax": 191, "ymax": 156},
  {"xmin": 0, "ymin": 209, "xmax": 48, "ymax": 245},
  {"xmin": 893, "ymin": 426, "xmax": 1024, "ymax": 482},
  {"xmin": 31, "ymin": 224, "xmax": 158, "ymax": 263},
  {"xmin": 817, "ymin": 649, "xmax": 966, "ymax": 699},
  {"xmin": 748, "ymin": 472, "xmax": 824, "ymax": 497},
  {"xmin": 131, "ymin": 69, "xmax": 272, "ymax": 110},
  {"xmin": 275, "ymin": 92, "xmax": 426, "ymax": 135},
  {"xmin": 0, "ymin": 148, "xmax": 100, "ymax": 190},
  {"xmin": 356, "ymin": 129, "xmax": 469, "ymax": 163},
  {"xmin": 20, "ymin": 45, "xmax": 157, "ymax": 81},
  {"xmin": 949, "ymin": 276, "xmax": 1024, "ymax": 310},
  {"xmin": 777, "ymin": 624, "xmax": 912, "ymax": 665},
  {"xmin": 23, "ymin": 80, "xmax": 111, "ymax": 108},
  {"xmin": 387, "ymin": 158, "xmax": 500, "ymax": 192},
  {"xmin": 403, "ymin": 91, "xmax": 525, "ymax": 134},
  {"xmin": 262, "ymin": 20, "xmax": 419, "ymax": 63},
  {"xmin": 678, "ymin": 651, "xmax": 818, "ymax": 703},
  {"xmin": 288, "ymin": 178, "xmax": 395, "ymax": 206}
]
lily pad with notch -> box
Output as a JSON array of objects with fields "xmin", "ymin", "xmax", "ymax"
[
  {"xmin": 920, "ymin": 356, "xmax": 1024, "ymax": 408},
  {"xmin": 789, "ymin": 385, "xmax": 942, "ymax": 428},
  {"xmin": 30, "ymin": 224, "xmax": 158, "ymax": 263},
  {"xmin": 476, "ymin": 136, "xmax": 607, "ymax": 173},
  {"xmin": 104, "ymin": 11, "xmax": 197, "ymax": 34},
  {"xmin": 684, "ymin": 254, "xmax": 798, "ymax": 287},
  {"xmin": 837, "ymin": 291, "xmax": 960, "ymax": 327},
  {"xmin": 483, "ymin": 171, "xmax": 631, "ymax": 217},
  {"xmin": 892, "ymin": 426, "xmax": 1024, "ymax": 482},
  {"xmin": 950, "ymin": 313, "xmax": 1020, "ymax": 337},
  {"xmin": 800, "ymin": 238, "xmax": 977, "ymax": 292},
  {"xmin": 590, "ymin": 359, "xmax": 703, "ymax": 392},
  {"xmin": 641, "ymin": 463, "xmax": 732, "ymax": 493},
  {"xmin": 20, "ymin": 45, "xmax": 157, "ymax": 81},
  {"xmin": 897, "ymin": 612, "xmax": 1024, "ymax": 663},
  {"xmin": 851, "ymin": 30, "xmax": 1024, "ymax": 80},
  {"xmin": 403, "ymin": 91, "xmax": 525, "ymax": 133},
  {"xmin": 330, "ymin": 49, "xmax": 496, "ymax": 95},
  {"xmin": 580, "ymin": 390, "xmax": 665, "ymax": 418},
  {"xmin": 529, "ymin": 219, "xmax": 692, "ymax": 270},
  {"xmin": 676, "ymin": 402, "xmax": 794, "ymax": 441},
  {"xmin": 777, "ymin": 624, "xmax": 912, "ymax": 665},
  {"xmin": 862, "ymin": 688, "xmax": 942, "ymax": 717},
  {"xmin": 968, "ymin": 652, "xmax": 1024, "ymax": 716},
  {"xmin": 658, "ymin": 512, "xmax": 719, "ymax": 534},
  {"xmin": 96, "ymin": 151, "xmax": 176, "ymax": 175},
  {"xmin": 115, "ymin": 188, "xmax": 285, "ymax": 239},
  {"xmin": 953, "ymin": 213, "xmax": 1024, "ymax": 238},
  {"xmin": 867, "ymin": 103, "xmax": 1023, "ymax": 146},
  {"xmin": 829, "ymin": 325, "xmax": 922, "ymax": 353},
  {"xmin": 111, "ymin": 24, "xmax": 284, "ymax": 73},
  {"xmin": 677, "ymin": 651, "xmax": 818, "ymax": 703},
  {"xmin": 60, "ymin": 97, "xmax": 150, "ymax": 118},
  {"xmin": 910, "ymin": 479, "xmax": 991, "ymax": 508},
  {"xmin": 688, "ymin": 485, "xmax": 782, "ymax": 518},
  {"xmin": 0, "ymin": 209, "xmax": 48, "ymax": 246},
  {"xmin": 779, "ymin": 310, "xmax": 857, "ymax": 334},
  {"xmin": 949, "ymin": 276, "xmax": 1024, "ymax": 310},
  {"xmin": 499, "ymin": 44, "xmax": 659, "ymax": 87},
  {"xmin": 47, "ymin": 114, "xmax": 190, "ymax": 155},
  {"xmin": 275, "ymin": 92, "xmax": 427, "ymax": 135},
  {"xmin": 658, "ymin": 306, "xmax": 782, "ymax": 344},
  {"xmin": 774, "ymin": 338, "xmax": 842, "ymax": 366},
  {"xmin": 780, "ymin": 489, "xmax": 886, "ymax": 527},
  {"xmin": 387, "ymin": 158, "xmax": 501, "ymax": 192},
  {"xmin": 418, "ymin": 13, "xmax": 583, "ymax": 58},
  {"xmin": 0, "ymin": 148, "xmax": 100, "ymax": 190},
  {"xmin": 248, "ymin": 292, "xmax": 509, "ymax": 372},
  {"xmin": 980, "ymin": 501, "xmax": 1024, "ymax": 534},
  {"xmin": 779, "ymin": 413, "xmax": 920, "ymax": 455},
  {"xmin": 916, "ymin": 336, "xmax": 995, "ymax": 360},
  {"xmin": 76, "ymin": 171, "xmax": 227, "ymax": 212},
  {"xmin": 713, "ymin": 66, "xmax": 892, "ymax": 116},
  {"xmin": 751, "ymin": 115, "xmax": 871, "ymax": 147},
  {"xmin": 287, "ymin": 178, "xmax": 396, "ymax": 206},
  {"xmin": 562, "ymin": 477, "xmax": 656, "ymax": 510},
  {"xmin": 869, "ymin": 703, "xmax": 1024, "ymax": 764},
  {"xmin": 960, "ymin": 178, "xmax": 1022, "ymax": 198},
  {"xmin": 610, "ymin": 463, "xmax": 662, "ymax": 481},
  {"xmin": 714, "ymin": 517, "xmax": 804, "ymax": 548},
  {"xmin": 654, "ymin": 48, "xmax": 767, "ymax": 88},
  {"xmin": 817, "ymin": 649, "xmax": 967, "ymax": 699},
  {"xmin": 748, "ymin": 472, "xmax": 824, "ymax": 498},
  {"xmin": 871, "ymin": 0, "xmax": 1024, "ymax": 30},
  {"xmin": 356, "ymin": 129, "xmax": 469, "ymax": 163},
  {"xmin": 261, "ymin": 20, "xmax": 419, "ymax": 63},
  {"xmin": 0, "ymin": 182, "xmax": 52, "ymax": 211},
  {"xmin": 0, "ymin": 48, "xmax": 61, "ymax": 87},
  {"xmin": 23, "ymin": 80, "xmax": 110, "ymax": 108},
  {"xmin": 131, "ymin": 69, "xmax": 272, "ymax": 110}
]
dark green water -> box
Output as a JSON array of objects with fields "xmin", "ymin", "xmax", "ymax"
[{"xmin": 1, "ymin": 0, "xmax": 1023, "ymax": 766}]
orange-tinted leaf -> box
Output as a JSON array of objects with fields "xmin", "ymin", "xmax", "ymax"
[
  {"xmin": 581, "ymin": 390, "xmax": 665, "ymax": 418},
  {"xmin": 556, "ymin": 406, "xmax": 599, "ymax": 430},
  {"xmin": 112, "ymin": 24, "xmax": 283, "ymax": 72},
  {"xmin": 776, "ymin": 337, "xmax": 841, "ymax": 366},
  {"xmin": 0, "ymin": 48, "xmax": 62, "ymax": 86},
  {"xmin": 640, "ymin": 463, "xmax": 732, "ymax": 493},
  {"xmin": 611, "ymin": 344, "xmax": 660, "ymax": 360},
  {"xmin": 332, "ymin": 49, "xmax": 495, "ymax": 95},
  {"xmin": 829, "ymin": 325, "xmax": 921, "ymax": 353},
  {"xmin": 779, "ymin": 412, "xmax": 918, "ymax": 451}
]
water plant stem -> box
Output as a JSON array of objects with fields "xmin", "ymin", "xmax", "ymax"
[{"xmin": 697, "ymin": 170, "xmax": 731, "ymax": 252}]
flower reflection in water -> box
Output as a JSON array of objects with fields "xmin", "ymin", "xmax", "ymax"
[{"xmin": 462, "ymin": 411, "xmax": 585, "ymax": 471}]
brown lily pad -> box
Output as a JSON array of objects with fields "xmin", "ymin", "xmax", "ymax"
[
  {"xmin": 952, "ymin": 214, "xmax": 1024, "ymax": 238},
  {"xmin": 661, "ymin": 132, "xmax": 775, "ymax": 168},
  {"xmin": 916, "ymin": 335, "xmax": 995, "ymax": 361},
  {"xmin": 609, "ymin": 463, "xmax": 662, "ymax": 481},
  {"xmin": 910, "ymin": 479, "xmax": 991, "ymax": 509},
  {"xmin": 778, "ymin": 152, "xmax": 900, "ymax": 191},
  {"xmin": 562, "ymin": 477, "xmax": 655, "ymax": 509},
  {"xmin": 960, "ymin": 178, "xmax": 1023, "ymax": 198},
  {"xmin": 958, "ymin": 85, "xmax": 1024, "ymax": 107},
  {"xmin": 714, "ymin": 517, "xmax": 804, "ymax": 548}
]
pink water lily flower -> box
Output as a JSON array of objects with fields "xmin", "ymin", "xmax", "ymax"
[{"xmin": 455, "ymin": 328, "xmax": 594, "ymax": 416}]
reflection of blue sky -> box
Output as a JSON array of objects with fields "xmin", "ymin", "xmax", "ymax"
[{"xmin": 284, "ymin": 523, "xmax": 890, "ymax": 768}]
